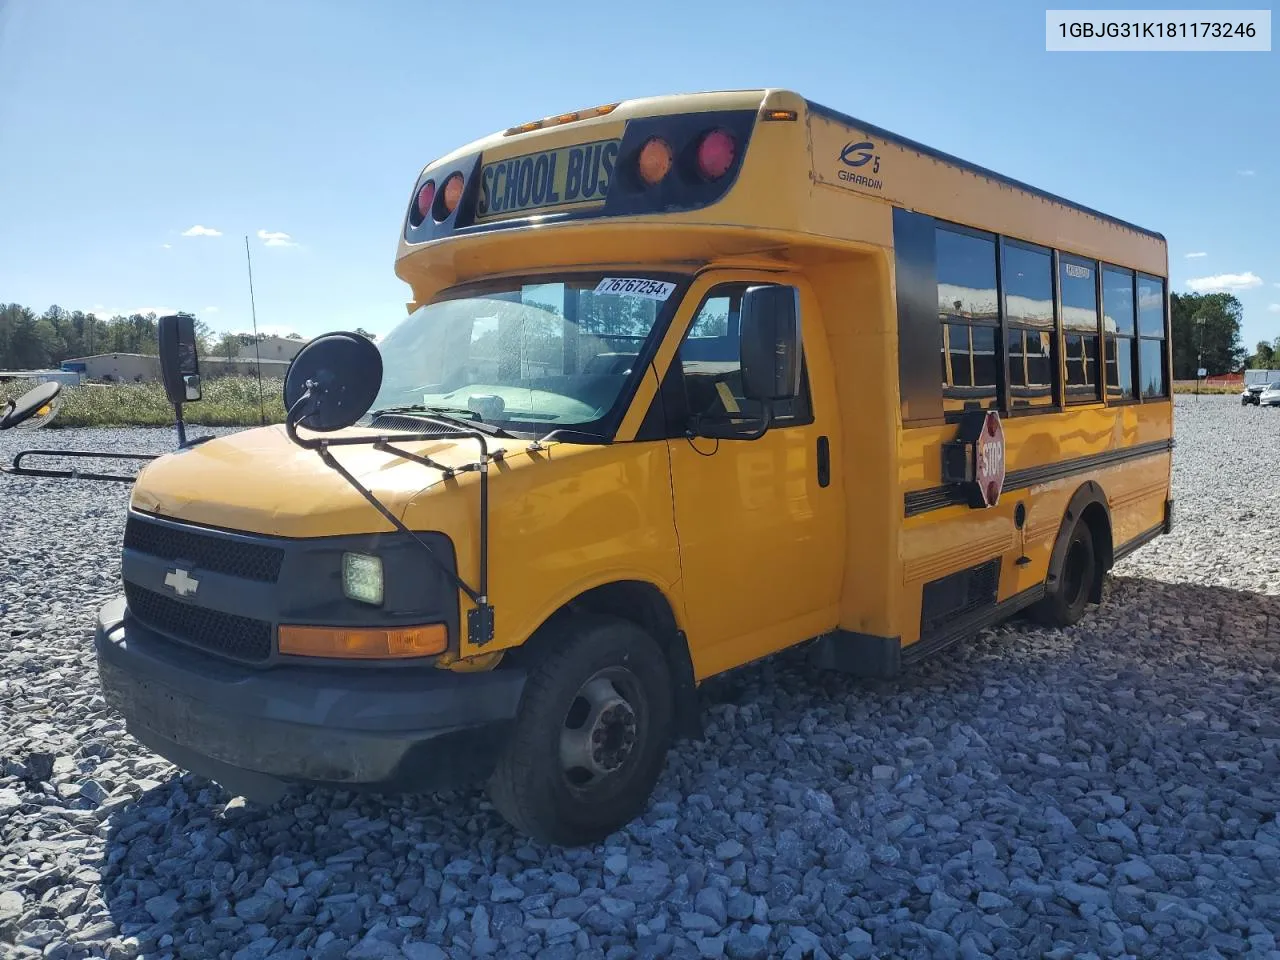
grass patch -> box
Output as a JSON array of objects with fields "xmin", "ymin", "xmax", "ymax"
[
  {"xmin": 1172, "ymin": 382, "xmax": 1240, "ymax": 395},
  {"xmin": 1, "ymin": 377, "xmax": 286, "ymax": 428}
]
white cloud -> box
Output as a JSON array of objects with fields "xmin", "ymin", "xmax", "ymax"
[
  {"xmin": 1238, "ymin": 169, "xmax": 1256, "ymax": 176},
  {"xmin": 204, "ymin": 306, "xmax": 219, "ymax": 313},
  {"xmin": 1184, "ymin": 251, "xmax": 1207, "ymax": 259},
  {"xmin": 1269, "ymin": 304, "xmax": 1280, "ymax": 314},
  {"xmin": 257, "ymin": 229, "xmax": 297, "ymax": 247},
  {"xmin": 181, "ymin": 224, "xmax": 223, "ymax": 237},
  {"xmin": 161, "ymin": 243, "xmax": 172, "ymax": 249},
  {"xmin": 1185, "ymin": 272, "xmax": 1263, "ymax": 293}
]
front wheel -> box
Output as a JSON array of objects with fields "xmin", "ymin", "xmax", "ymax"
[
  {"xmin": 1030, "ymin": 522, "xmax": 1097, "ymax": 627},
  {"xmin": 487, "ymin": 615, "xmax": 673, "ymax": 846}
]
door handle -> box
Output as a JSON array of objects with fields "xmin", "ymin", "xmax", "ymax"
[{"xmin": 817, "ymin": 435, "xmax": 830, "ymax": 488}]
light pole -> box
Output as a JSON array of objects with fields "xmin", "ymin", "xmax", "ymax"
[{"xmin": 1195, "ymin": 314, "xmax": 1207, "ymax": 399}]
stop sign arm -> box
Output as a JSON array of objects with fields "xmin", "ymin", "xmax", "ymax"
[{"xmin": 940, "ymin": 409, "xmax": 1007, "ymax": 509}]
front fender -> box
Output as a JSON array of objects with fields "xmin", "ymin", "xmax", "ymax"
[{"xmin": 404, "ymin": 440, "xmax": 683, "ymax": 655}]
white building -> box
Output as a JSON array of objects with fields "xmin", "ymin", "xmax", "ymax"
[
  {"xmin": 222, "ymin": 335, "xmax": 306, "ymax": 362},
  {"xmin": 61, "ymin": 353, "xmax": 292, "ymax": 382}
]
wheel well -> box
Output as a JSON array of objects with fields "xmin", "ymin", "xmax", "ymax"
[
  {"xmin": 1047, "ymin": 482, "xmax": 1114, "ymax": 604},
  {"xmin": 1078, "ymin": 501, "xmax": 1113, "ymax": 602},
  {"xmin": 520, "ymin": 581, "xmax": 702, "ymax": 740}
]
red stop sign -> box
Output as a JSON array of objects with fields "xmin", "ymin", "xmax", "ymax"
[{"xmin": 975, "ymin": 411, "xmax": 1005, "ymax": 507}]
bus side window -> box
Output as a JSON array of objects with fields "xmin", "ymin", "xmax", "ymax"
[
  {"xmin": 1060, "ymin": 256, "xmax": 1102, "ymax": 403},
  {"xmin": 936, "ymin": 226, "xmax": 1000, "ymax": 417},
  {"xmin": 673, "ymin": 283, "xmax": 813, "ymax": 434},
  {"xmin": 1002, "ymin": 240, "xmax": 1057, "ymax": 410}
]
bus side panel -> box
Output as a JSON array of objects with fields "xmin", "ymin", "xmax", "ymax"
[
  {"xmin": 1102, "ymin": 401, "xmax": 1174, "ymax": 551},
  {"xmin": 899, "ymin": 401, "xmax": 1173, "ymax": 646},
  {"xmin": 801, "ymin": 249, "xmax": 905, "ymax": 642}
]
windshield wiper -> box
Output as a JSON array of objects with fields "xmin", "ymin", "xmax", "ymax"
[
  {"xmin": 370, "ymin": 405, "xmax": 512, "ymax": 437},
  {"xmin": 527, "ymin": 426, "xmax": 611, "ymax": 451}
]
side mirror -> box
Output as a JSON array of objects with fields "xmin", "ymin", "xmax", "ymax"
[
  {"xmin": 158, "ymin": 314, "xmax": 203, "ymax": 405},
  {"xmin": 740, "ymin": 285, "xmax": 802, "ymax": 402},
  {"xmin": 0, "ymin": 381, "xmax": 61, "ymax": 430},
  {"xmin": 284, "ymin": 332, "xmax": 383, "ymax": 433}
]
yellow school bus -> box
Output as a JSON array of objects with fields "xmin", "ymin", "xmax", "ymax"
[{"xmin": 95, "ymin": 88, "xmax": 1172, "ymax": 845}]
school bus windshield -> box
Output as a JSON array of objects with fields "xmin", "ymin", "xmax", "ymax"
[{"xmin": 370, "ymin": 274, "xmax": 681, "ymax": 431}]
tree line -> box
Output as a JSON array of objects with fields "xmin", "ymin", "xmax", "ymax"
[
  {"xmin": 0, "ymin": 303, "xmax": 350, "ymax": 372},
  {"xmin": 0, "ymin": 294, "xmax": 1268, "ymax": 378}
]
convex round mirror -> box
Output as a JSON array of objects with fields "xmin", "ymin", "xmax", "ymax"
[
  {"xmin": 283, "ymin": 332, "xmax": 383, "ymax": 432},
  {"xmin": 0, "ymin": 381, "xmax": 61, "ymax": 430}
]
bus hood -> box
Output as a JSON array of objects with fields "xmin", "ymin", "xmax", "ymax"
[{"xmin": 130, "ymin": 424, "xmax": 513, "ymax": 537}]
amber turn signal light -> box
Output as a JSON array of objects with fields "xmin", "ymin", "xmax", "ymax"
[
  {"xmin": 637, "ymin": 137, "xmax": 673, "ymax": 186},
  {"xmin": 279, "ymin": 624, "xmax": 447, "ymax": 659},
  {"xmin": 438, "ymin": 172, "xmax": 465, "ymax": 219}
]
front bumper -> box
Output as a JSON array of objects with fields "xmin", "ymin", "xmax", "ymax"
[{"xmin": 95, "ymin": 597, "xmax": 525, "ymax": 803}]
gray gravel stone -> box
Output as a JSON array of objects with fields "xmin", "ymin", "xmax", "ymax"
[
  {"xmin": 2, "ymin": 404, "xmax": 1280, "ymax": 958},
  {"xmin": 714, "ymin": 840, "xmax": 744, "ymax": 860}
]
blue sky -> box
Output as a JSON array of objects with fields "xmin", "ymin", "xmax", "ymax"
[{"xmin": 0, "ymin": 1, "xmax": 1276, "ymax": 346}]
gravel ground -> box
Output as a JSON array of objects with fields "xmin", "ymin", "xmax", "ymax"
[{"xmin": 2, "ymin": 398, "xmax": 1279, "ymax": 960}]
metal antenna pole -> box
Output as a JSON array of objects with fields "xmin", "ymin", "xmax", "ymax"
[{"xmin": 245, "ymin": 235, "xmax": 266, "ymax": 425}]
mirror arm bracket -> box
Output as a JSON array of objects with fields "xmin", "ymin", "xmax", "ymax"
[
  {"xmin": 374, "ymin": 439, "xmax": 457, "ymax": 478},
  {"xmin": 688, "ymin": 403, "xmax": 773, "ymax": 441}
]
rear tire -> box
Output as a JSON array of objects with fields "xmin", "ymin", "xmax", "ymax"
[
  {"xmin": 1031, "ymin": 522, "xmax": 1097, "ymax": 627},
  {"xmin": 487, "ymin": 615, "xmax": 673, "ymax": 846}
]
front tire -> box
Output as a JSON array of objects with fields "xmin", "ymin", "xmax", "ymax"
[
  {"xmin": 1031, "ymin": 522, "xmax": 1097, "ymax": 627},
  {"xmin": 487, "ymin": 615, "xmax": 673, "ymax": 846}
]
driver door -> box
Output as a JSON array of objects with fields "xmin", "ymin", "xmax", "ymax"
[{"xmin": 656, "ymin": 270, "xmax": 844, "ymax": 678}]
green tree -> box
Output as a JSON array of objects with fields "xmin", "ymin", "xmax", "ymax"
[
  {"xmin": 214, "ymin": 333, "xmax": 240, "ymax": 361},
  {"xmin": 1170, "ymin": 292, "xmax": 1244, "ymax": 378},
  {"xmin": 0, "ymin": 304, "xmax": 215, "ymax": 369},
  {"xmin": 1250, "ymin": 341, "xmax": 1275, "ymax": 369},
  {"xmin": 192, "ymin": 318, "xmax": 214, "ymax": 357}
]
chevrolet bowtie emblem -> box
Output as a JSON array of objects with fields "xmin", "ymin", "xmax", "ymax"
[{"xmin": 164, "ymin": 568, "xmax": 200, "ymax": 597}]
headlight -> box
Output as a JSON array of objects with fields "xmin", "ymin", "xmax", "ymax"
[{"xmin": 342, "ymin": 552, "xmax": 384, "ymax": 606}]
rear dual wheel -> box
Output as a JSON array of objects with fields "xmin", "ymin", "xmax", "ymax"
[
  {"xmin": 1031, "ymin": 521, "xmax": 1097, "ymax": 627},
  {"xmin": 487, "ymin": 615, "xmax": 673, "ymax": 846}
]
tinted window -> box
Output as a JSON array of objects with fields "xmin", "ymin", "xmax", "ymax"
[
  {"xmin": 1008, "ymin": 328, "xmax": 1053, "ymax": 406},
  {"xmin": 1003, "ymin": 244, "xmax": 1053, "ymax": 328},
  {"xmin": 937, "ymin": 229, "xmax": 998, "ymax": 322},
  {"xmin": 1065, "ymin": 333, "xmax": 1099, "ymax": 395},
  {"xmin": 1103, "ymin": 266, "xmax": 1136, "ymax": 336},
  {"xmin": 941, "ymin": 323, "xmax": 998, "ymax": 395},
  {"xmin": 1139, "ymin": 339, "xmax": 1166, "ymax": 398},
  {"xmin": 1137, "ymin": 275, "xmax": 1165, "ymax": 338},
  {"xmin": 971, "ymin": 325, "xmax": 998, "ymax": 386},
  {"xmin": 677, "ymin": 285, "xmax": 811, "ymax": 428},
  {"xmin": 687, "ymin": 297, "xmax": 731, "ymax": 339},
  {"xmin": 1106, "ymin": 335, "xmax": 1135, "ymax": 399},
  {"xmin": 1060, "ymin": 258, "xmax": 1098, "ymax": 332}
]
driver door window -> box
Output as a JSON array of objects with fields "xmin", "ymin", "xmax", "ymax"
[{"xmin": 673, "ymin": 284, "xmax": 812, "ymax": 434}]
